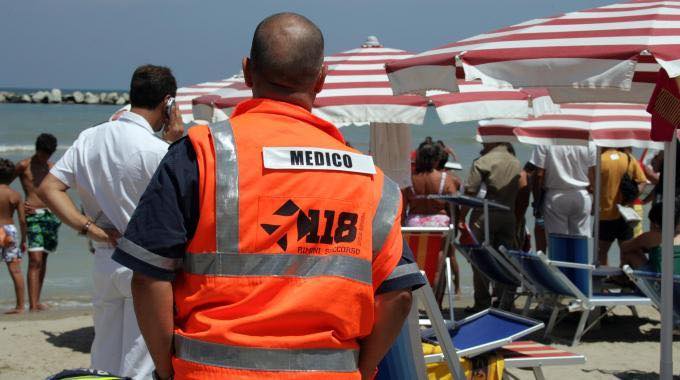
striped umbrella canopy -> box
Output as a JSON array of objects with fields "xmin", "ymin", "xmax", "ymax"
[
  {"xmin": 477, "ymin": 103, "xmax": 670, "ymax": 149},
  {"xmin": 176, "ymin": 76, "xmax": 242, "ymax": 123},
  {"xmin": 191, "ymin": 37, "xmax": 559, "ymax": 126},
  {"xmin": 193, "ymin": 37, "xmax": 428, "ymax": 126},
  {"xmin": 386, "ymin": 0, "xmax": 680, "ymax": 104}
]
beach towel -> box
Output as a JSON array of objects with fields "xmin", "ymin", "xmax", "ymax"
[{"xmin": 422, "ymin": 343, "xmax": 504, "ymax": 380}]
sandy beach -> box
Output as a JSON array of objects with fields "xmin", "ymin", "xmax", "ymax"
[{"xmin": 1, "ymin": 299, "xmax": 678, "ymax": 379}]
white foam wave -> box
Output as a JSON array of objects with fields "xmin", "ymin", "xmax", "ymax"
[
  {"xmin": 0, "ymin": 144, "xmax": 69, "ymax": 153},
  {"xmin": 0, "ymin": 299, "xmax": 92, "ymax": 310}
]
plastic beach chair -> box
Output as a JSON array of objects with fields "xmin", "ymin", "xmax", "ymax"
[
  {"xmin": 504, "ymin": 249, "xmax": 652, "ymax": 345},
  {"xmin": 402, "ymin": 225, "xmax": 456, "ymax": 315},
  {"xmin": 623, "ymin": 265, "xmax": 680, "ymax": 326},
  {"xmin": 402, "ymin": 226, "xmax": 453, "ymax": 288}
]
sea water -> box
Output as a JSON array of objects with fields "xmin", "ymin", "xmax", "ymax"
[{"xmin": 0, "ymin": 101, "xmax": 621, "ymax": 309}]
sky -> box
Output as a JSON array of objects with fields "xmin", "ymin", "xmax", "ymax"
[{"xmin": 0, "ymin": 0, "xmax": 616, "ymax": 90}]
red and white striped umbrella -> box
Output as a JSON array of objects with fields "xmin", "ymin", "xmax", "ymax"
[
  {"xmin": 191, "ymin": 37, "xmax": 559, "ymax": 126},
  {"xmin": 477, "ymin": 103, "xmax": 673, "ymax": 149},
  {"xmin": 386, "ymin": 0, "xmax": 680, "ymax": 104},
  {"xmin": 176, "ymin": 76, "xmax": 242, "ymax": 123},
  {"xmin": 193, "ymin": 37, "xmax": 428, "ymax": 126}
]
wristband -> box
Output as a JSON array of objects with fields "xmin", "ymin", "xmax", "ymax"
[{"xmin": 79, "ymin": 220, "xmax": 93, "ymax": 236}]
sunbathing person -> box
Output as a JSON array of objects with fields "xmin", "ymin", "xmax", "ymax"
[
  {"xmin": 403, "ymin": 141, "xmax": 461, "ymax": 295},
  {"xmin": 620, "ymin": 198, "xmax": 680, "ymax": 274},
  {"xmin": 403, "ymin": 141, "xmax": 458, "ymax": 227}
]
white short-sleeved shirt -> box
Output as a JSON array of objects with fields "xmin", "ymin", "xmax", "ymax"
[
  {"xmin": 50, "ymin": 111, "xmax": 169, "ymax": 233},
  {"xmin": 530, "ymin": 144, "xmax": 597, "ymax": 190}
]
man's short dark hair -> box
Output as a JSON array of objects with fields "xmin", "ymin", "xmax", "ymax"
[
  {"xmin": 129, "ymin": 65, "xmax": 177, "ymax": 109},
  {"xmin": 0, "ymin": 158, "xmax": 14, "ymax": 184},
  {"xmin": 36, "ymin": 133, "xmax": 57, "ymax": 155},
  {"xmin": 250, "ymin": 13, "xmax": 324, "ymax": 90}
]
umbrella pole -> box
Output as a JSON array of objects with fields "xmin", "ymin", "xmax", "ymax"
[
  {"xmin": 593, "ymin": 147, "xmax": 602, "ymax": 265},
  {"xmin": 660, "ymin": 135, "xmax": 676, "ymax": 380}
]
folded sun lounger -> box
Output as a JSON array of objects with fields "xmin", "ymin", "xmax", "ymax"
[
  {"xmin": 421, "ymin": 308, "xmax": 545, "ymax": 359},
  {"xmin": 499, "ymin": 341, "xmax": 586, "ymax": 380}
]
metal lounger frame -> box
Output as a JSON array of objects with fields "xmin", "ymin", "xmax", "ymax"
[
  {"xmin": 421, "ymin": 308, "xmax": 544, "ymax": 361},
  {"xmin": 504, "ymin": 250, "xmax": 651, "ymax": 346},
  {"xmin": 406, "ymin": 281, "xmax": 466, "ymax": 379},
  {"xmin": 456, "ymin": 242, "xmax": 537, "ymax": 315},
  {"xmin": 623, "ymin": 265, "xmax": 680, "ymax": 325}
]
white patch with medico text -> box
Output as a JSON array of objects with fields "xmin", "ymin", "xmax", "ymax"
[{"xmin": 263, "ymin": 147, "xmax": 376, "ymax": 174}]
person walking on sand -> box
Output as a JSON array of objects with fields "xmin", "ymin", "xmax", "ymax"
[
  {"xmin": 38, "ymin": 65, "xmax": 184, "ymax": 379},
  {"xmin": 0, "ymin": 158, "xmax": 27, "ymax": 314},
  {"xmin": 14, "ymin": 133, "xmax": 60, "ymax": 311},
  {"xmin": 113, "ymin": 13, "xmax": 423, "ymax": 380}
]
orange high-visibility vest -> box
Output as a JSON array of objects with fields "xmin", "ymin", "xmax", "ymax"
[{"xmin": 173, "ymin": 99, "xmax": 403, "ymax": 379}]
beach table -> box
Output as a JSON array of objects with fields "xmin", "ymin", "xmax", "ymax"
[{"xmin": 499, "ymin": 341, "xmax": 586, "ymax": 380}]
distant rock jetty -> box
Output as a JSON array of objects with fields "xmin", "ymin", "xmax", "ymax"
[{"xmin": 0, "ymin": 89, "xmax": 129, "ymax": 105}]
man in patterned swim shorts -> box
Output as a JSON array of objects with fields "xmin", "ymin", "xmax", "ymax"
[{"xmin": 15, "ymin": 133, "xmax": 61, "ymax": 311}]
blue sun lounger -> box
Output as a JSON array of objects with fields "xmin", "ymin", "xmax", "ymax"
[
  {"xmin": 456, "ymin": 242, "xmax": 537, "ymax": 314},
  {"xmin": 623, "ymin": 265, "xmax": 680, "ymax": 326},
  {"xmin": 420, "ymin": 308, "xmax": 544, "ymax": 360},
  {"xmin": 503, "ymin": 249, "xmax": 652, "ymax": 345},
  {"xmin": 377, "ymin": 279, "xmax": 544, "ymax": 380}
]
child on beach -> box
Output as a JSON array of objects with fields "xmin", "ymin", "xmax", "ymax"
[{"xmin": 0, "ymin": 158, "xmax": 27, "ymax": 314}]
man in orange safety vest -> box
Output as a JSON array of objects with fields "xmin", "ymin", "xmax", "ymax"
[{"xmin": 113, "ymin": 12, "xmax": 425, "ymax": 380}]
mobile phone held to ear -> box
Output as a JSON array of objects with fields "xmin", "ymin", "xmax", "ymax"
[{"xmin": 165, "ymin": 97, "xmax": 176, "ymax": 118}]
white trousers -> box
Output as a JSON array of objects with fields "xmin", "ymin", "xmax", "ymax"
[
  {"xmin": 91, "ymin": 247, "xmax": 153, "ymax": 380},
  {"xmin": 543, "ymin": 189, "xmax": 592, "ymax": 237}
]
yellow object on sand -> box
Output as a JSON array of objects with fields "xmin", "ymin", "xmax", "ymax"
[{"xmin": 422, "ymin": 343, "xmax": 504, "ymax": 380}]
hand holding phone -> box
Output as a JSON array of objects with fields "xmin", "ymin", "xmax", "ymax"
[
  {"xmin": 162, "ymin": 98, "xmax": 184, "ymax": 143},
  {"xmin": 165, "ymin": 97, "xmax": 176, "ymax": 119}
]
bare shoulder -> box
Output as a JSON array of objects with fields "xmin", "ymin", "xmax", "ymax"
[{"xmin": 15, "ymin": 158, "xmax": 29, "ymax": 174}]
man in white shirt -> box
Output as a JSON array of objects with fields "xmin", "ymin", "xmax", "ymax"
[
  {"xmin": 530, "ymin": 144, "xmax": 597, "ymax": 239},
  {"xmin": 37, "ymin": 65, "xmax": 184, "ymax": 379}
]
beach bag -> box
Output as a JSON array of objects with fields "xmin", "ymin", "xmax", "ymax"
[{"xmin": 619, "ymin": 153, "xmax": 640, "ymax": 205}]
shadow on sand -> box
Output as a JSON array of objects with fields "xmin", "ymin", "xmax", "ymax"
[
  {"xmin": 582, "ymin": 369, "xmax": 680, "ymax": 379},
  {"xmin": 517, "ymin": 307, "xmax": 680, "ymax": 345},
  {"xmin": 42, "ymin": 326, "xmax": 93, "ymax": 353}
]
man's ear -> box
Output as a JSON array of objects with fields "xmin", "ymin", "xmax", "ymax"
[
  {"xmin": 243, "ymin": 57, "xmax": 254, "ymax": 88},
  {"xmin": 313, "ymin": 65, "xmax": 327, "ymax": 94}
]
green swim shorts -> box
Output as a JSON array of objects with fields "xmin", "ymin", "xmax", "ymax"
[{"xmin": 26, "ymin": 209, "xmax": 62, "ymax": 253}]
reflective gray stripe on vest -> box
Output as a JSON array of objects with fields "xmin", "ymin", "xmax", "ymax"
[
  {"xmin": 118, "ymin": 237, "xmax": 182, "ymax": 271},
  {"xmin": 184, "ymin": 252, "xmax": 371, "ymax": 285},
  {"xmin": 175, "ymin": 334, "xmax": 359, "ymax": 372},
  {"xmin": 372, "ymin": 176, "xmax": 401, "ymax": 256},
  {"xmin": 209, "ymin": 121, "xmax": 239, "ymax": 253},
  {"xmin": 386, "ymin": 262, "xmax": 421, "ymax": 281}
]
